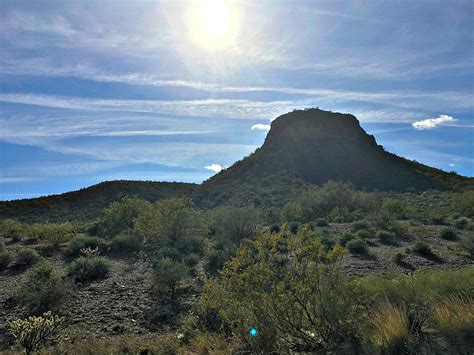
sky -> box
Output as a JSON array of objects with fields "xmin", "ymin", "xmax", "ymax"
[{"xmin": 0, "ymin": 0, "xmax": 473, "ymax": 200}]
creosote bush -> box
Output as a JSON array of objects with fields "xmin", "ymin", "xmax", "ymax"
[
  {"xmin": 346, "ymin": 238, "xmax": 369, "ymax": 256},
  {"xmin": 413, "ymin": 240, "xmax": 433, "ymax": 257},
  {"xmin": 16, "ymin": 261, "xmax": 66, "ymax": 314},
  {"xmin": 110, "ymin": 231, "xmax": 142, "ymax": 253},
  {"xmin": 8, "ymin": 311, "xmax": 64, "ymax": 355},
  {"xmin": 14, "ymin": 248, "xmax": 40, "ymax": 268},
  {"xmin": 0, "ymin": 250, "xmax": 13, "ymax": 270},
  {"xmin": 0, "ymin": 219, "xmax": 24, "ymax": 242},
  {"xmin": 439, "ymin": 227, "xmax": 457, "ymax": 240},
  {"xmin": 67, "ymin": 235, "xmax": 108, "ymax": 256},
  {"xmin": 377, "ymin": 230, "xmax": 398, "ymax": 245},
  {"xmin": 68, "ymin": 253, "xmax": 110, "ymax": 283}
]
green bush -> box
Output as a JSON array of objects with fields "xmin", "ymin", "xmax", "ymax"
[
  {"xmin": 14, "ymin": 248, "xmax": 40, "ymax": 268},
  {"xmin": 355, "ymin": 229, "xmax": 373, "ymax": 239},
  {"xmin": 151, "ymin": 257, "xmax": 189, "ymax": 297},
  {"xmin": 68, "ymin": 256, "xmax": 110, "ymax": 283},
  {"xmin": 0, "ymin": 250, "xmax": 13, "ymax": 270},
  {"xmin": 0, "ymin": 219, "xmax": 24, "ymax": 242},
  {"xmin": 27, "ymin": 222, "xmax": 75, "ymax": 246},
  {"xmin": 352, "ymin": 220, "xmax": 370, "ymax": 232},
  {"xmin": 346, "ymin": 238, "xmax": 369, "ymax": 255},
  {"xmin": 376, "ymin": 230, "xmax": 398, "ymax": 245},
  {"xmin": 439, "ymin": 227, "xmax": 457, "ymax": 240},
  {"xmin": 183, "ymin": 253, "xmax": 200, "ymax": 267},
  {"xmin": 110, "ymin": 231, "xmax": 142, "ymax": 253},
  {"xmin": 16, "ymin": 261, "xmax": 66, "ymax": 314},
  {"xmin": 339, "ymin": 232, "xmax": 355, "ymax": 246},
  {"xmin": 92, "ymin": 197, "xmax": 152, "ymax": 238},
  {"xmin": 135, "ymin": 198, "xmax": 196, "ymax": 248},
  {"xmin": 314, "ymin": 218, "xmax": 329, "ymax": 227},
  {"xmin": 413, "ymin": 240, "xmax": 433, "ymax": 257},
  {"xmin": 67, "ymin": 235, "xmax": 108, "ymax": 256}
]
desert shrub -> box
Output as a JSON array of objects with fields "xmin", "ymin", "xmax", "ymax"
[
  {"xmin": 209, "ymin": 206, "xmax": 258, "ymax": 243},
  {"xmin": 314, "ymin": 218, "xmax": 329, "ymax": 227},
  {"xmin": 0, "ymin": 219, "xmax": 24, "ymax": 241},
  {"xmin": 176, "ymin": 236, "xmax": 204, "ymax": 256},
  {"xmin": 14, "ymin": 248, "xmax": 40, "ymax": 268},
  {"xmin": 200, "ymin": 229, "xmax": 363, "ymax": 353},
  {"xmin": 369, "ymin": 303, "xmax": 415, "ymax": 354},
  {"xmin": 453, "ymin": 217, "xmax": 469, "ymax": 230},
  {"xmin": 389, "ymin": 221, "xmax": 411, "ymax": 239},
  {"xmin": 413, "ymin": 240, "xmax": 433, "ymax": 257},
  {"xmin": 281, "ymin": 201, "xmax": 304, "ymax": 222},
  {"xmin": 327, "ymin": 206, "xmax": 354, "ymax": 223},
  {"xmin": 16, "ymin": 261, "xmax": 66, "ymax": 314},
  {"xmin": 376, "ymin": 230, "xmax": 398, "ymax": 245},
  {"xmin": 154, "ymin": 246, "xmax": 182, "ymax": 261},
  {"xmin": 183, "ymin": 253, "xmax": 200, "ymax": 267},
  {"xmin": 67, "ymin": 235, "xmax": 108, "ymax": 256},
  {"xmin": 352, "ymin": 220, "xmax": 370, "ymax": 232},
  {"xmin": 439, "ymin": 227, "xmax": 457, "ymax": 240},
  {"xmin": 346, "ymin": 238, "xmax": 369, "ymax": 255},
  {"xmin": 27, "ymin": 222, "xmax": 75, "ymax": 246},
  {"xmin": 318, "ymin": 234, "xmax": 336, "ymax": 251},
  {"xmin": 339, "ymin": 231, "xmax": 355, "ymax": 247},
  {"xmin": 151, "ymin": 257, "xmax": 189, "ymax": 297},
  {"xmin": 269, "ymin": 224, "xmax": 280, "ymax": 234},
  {"xmin": 355, "ymin": 229, "xmax": 373, "ymax": 240},
  {"xmin": 110, "ymin": 231, "xmax": 142, "ymax": 253},
  {"xmin": 8, "ymin": 311, "xmax": 64, "ymax": 355},
  {"xmin": 0, "ymin": 250, "xmax": 13, "ymax": 270},
  {"xmin": 135, "ymin": 198, "xmax": 196, "ymax": 248},
  {"xmin": 432, "ymin": 295, "xmax": 474, "ymax": 350},
  {"xmin": 205, "ymin": 240, "xmax": 237, "ymax": 276},
  {"xmin": 68, "ymin": 255, "xmax": 110, "ymax": 283},
  {"xmin": 92, "ymin": 197, "xmax": 152, "ymax": 238},
  {"xmin": 381, "ymin": 199, "xmax": 413, "ymax": 220}
]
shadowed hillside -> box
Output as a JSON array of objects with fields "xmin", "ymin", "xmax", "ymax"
[
  {"xmin": 203, "ymin": 108, "xmax": 469, "ymax": 194},
  {"xmin": 0, "ymin": 181, "xmax": 197, "ymax": 222}
]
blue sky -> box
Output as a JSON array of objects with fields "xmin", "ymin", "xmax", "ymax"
[{"xmin": 0, "ymin": 0, "xmax": 473, "ymax": 200}]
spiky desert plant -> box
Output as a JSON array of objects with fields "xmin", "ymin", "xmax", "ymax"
[{"xmin": 8, "ymin": 311, "xmax": 64, "ymax": 355}]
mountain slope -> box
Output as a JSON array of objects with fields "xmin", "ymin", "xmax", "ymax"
[
  {"xmin": 1, "ymin": 108, "xmax": 471, "ymax": 221},
  {"xmin": 0, "ymin": 180, "xmax": 197, "ymax": 222},
  {"xmin": 201, "ymin": 109, "xmax": 469, "ymax": 203}
]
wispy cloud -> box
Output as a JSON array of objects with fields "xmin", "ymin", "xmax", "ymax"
[
  {"xmin": 204, "ymin": 163, "xmax": 225, "ymax": 173},
  {"xmin": 251, "ymin": 124, "xmax": 271, "ymax": 132},
  {"xmin": 412, "ymin": 115, "xmax": 456, "ymax": 130}
]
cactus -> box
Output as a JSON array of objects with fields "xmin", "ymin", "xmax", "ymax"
[{"xmin": 8, "ymin": 311, "xmax": 64, "ymax": 354}]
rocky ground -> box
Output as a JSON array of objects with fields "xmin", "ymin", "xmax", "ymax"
[{"xmin": 0, "ymin": 221, "xmax": 472, "ymax": 352}]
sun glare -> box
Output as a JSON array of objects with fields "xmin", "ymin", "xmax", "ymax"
[{"xmin": 189, "ymin": 0, "xmax": 237, "ymax": 50}]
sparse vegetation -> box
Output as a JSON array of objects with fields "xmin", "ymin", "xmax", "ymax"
[
  {"xmin": 440, "ymin": 226, "xmax": 457, "ymax": 240},
  {"xmin": 347, "ymin": 238, "xmax": 369, "ymax": 255},
  {"xmin": 68, "ymin": 253, "xmax": 110, "ymax": 283},
  {"xmin": 67, "ymin": 235, "xmax": 108, "ymax": 256}
]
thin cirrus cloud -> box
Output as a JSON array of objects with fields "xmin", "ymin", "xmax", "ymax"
[
  {"xmin": 412, "ymin": 115, "xmax": 456, "ymax": 130},
  {"xmin": 204, "ymin": 163, "xmax": 225, "ymax": 173}
]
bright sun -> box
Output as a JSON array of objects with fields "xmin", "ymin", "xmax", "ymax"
[{"xmin": 189, "ymin": 0, "xmax": 236, "ymax": 50}]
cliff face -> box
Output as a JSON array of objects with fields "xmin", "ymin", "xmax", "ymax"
[{"xmin": 205, "ymin": 108, "xmax": 466, "ymax": 192}]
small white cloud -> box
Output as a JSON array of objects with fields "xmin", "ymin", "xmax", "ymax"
[
  {"xmin": 449, "ymin": 163, "xmax": 455, "ymax": 167},
  {"xmin": 251, "ymin": 124, "xmax": 271, "ymax": 131},
  {"xmin": 205, "ymin": 163, "xmax": 224, "ymax": 173},
  {"xmin": 412, "ymin": 115, "xmax": 456, "ymax": 130}
]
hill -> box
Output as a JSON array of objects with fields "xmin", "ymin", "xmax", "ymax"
[
  {"xmin": 1, "ymin": 108, "xmax": 471, "ymax": 221},
  {"xmin": 200, "ymin": 108, "xmax": 470, "ymax": 206},
  {"xmin": 0, "ymin": 180, "xmax": 197, "ymax": 222}
]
